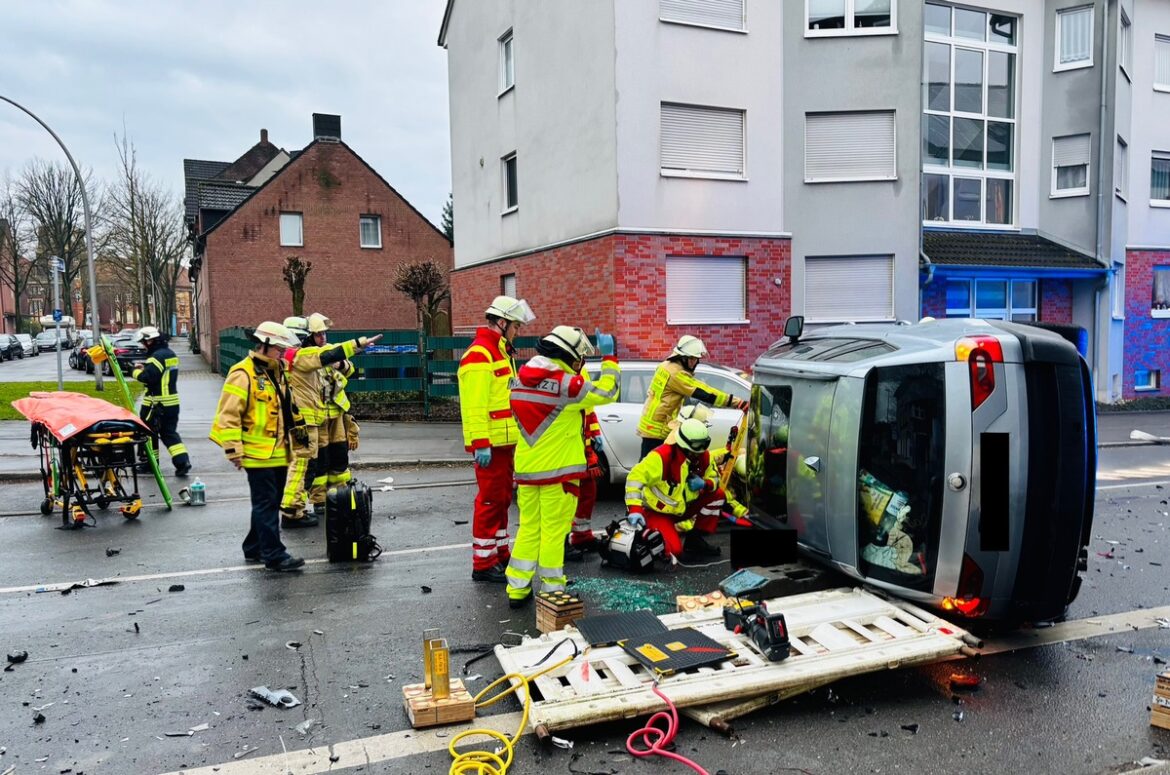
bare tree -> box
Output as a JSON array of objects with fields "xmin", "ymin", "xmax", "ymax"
[
  {"xmin": 0, "ymin": 174, "xmax": 44, "ymax": 332},
  {"xmin": 393, "ymin": 258, "xmax": 451, "ymax": 337},
  {"xmin": 282, "ymin": 257, "xmax": 312, "ymax": 316}
]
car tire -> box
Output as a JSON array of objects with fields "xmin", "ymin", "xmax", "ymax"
[{"xmin": 85, "ymin": 359, "xmax": 94, "ymax": 375}]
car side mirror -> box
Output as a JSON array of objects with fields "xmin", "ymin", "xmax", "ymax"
[{"xmin": 783, "ymin": 315, "xmax": 804, "ymax": 342}]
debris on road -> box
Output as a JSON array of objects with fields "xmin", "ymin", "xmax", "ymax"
[
  {"xmin": 45, "ymin": 577, "xmax": 118, "ymax": 595},
  {"xmin": 949, "ymin": 673, "xmax": 982, "ymax": 691},
  {"xmin": 901, "ymin": 723, "xmax": 920, "ymax": 734},
  {"xmin": 551, "ymin": 735, "xmax": 574, "ymax": 749},
  {"xmin": 233, "ymin": 746, "xmax": 258, "ymax": 760},
  {"xmin": 250, "ymin": 686, "xmax": 301, "ymax": 709},
  {"xmin": 421, "ymin": 585, "xmax": 433, "ymax": 594},
  {"xmin": 295, "ymin": 718, "xmax": 317, "ymax": 736},
  {"xmin": 286, "ymin": 641, "xmax": 301, "ymax": 650},
  {"xmin": 32, "ymin": 711, "xmax": 46, "ymax": 724},
  {"xmin": 6, "ymin": 650, "xmax": 28, "ymax": 664},
  {"xmin": 168, "ymin": 584, "xmax": 185, "ymax": 593},
  {"xmin": 189, "ymin": 723, "xmax": 210, "ymax": 733},
  {"xmin": 105, "ymin": 547, "xmax": 121, "ymax": 557},
  {"xmin": 313, "ymin": 629, "xmax": 324, "ymax": 635}
]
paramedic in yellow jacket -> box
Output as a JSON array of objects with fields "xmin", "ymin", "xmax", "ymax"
[
  {"xmin": 505, "ymin": 326, "xmax": 619, "ymax": 608},
  {"xmin": 457, "ymin": 296, "xmax": 535, "ymax": 583},
  {"xmin": 637, "ymin": 335, "xmax": 748, "ymax": 459},
  {"xmin": 279, "ymin": 314, "xmax": 380, "ymax": 528},
  {"xmin": 209, "ymin": 322, "xmax": 307, "ymax": 572}
]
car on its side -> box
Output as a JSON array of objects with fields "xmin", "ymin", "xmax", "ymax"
[
  {"xmin": 584, "ymin": 358, "xmax": 752, "ymax": 487},
  {"xmin": 0, "ymin": 333, "xmax": 22, "ymax": 361},
  {"xmin": 34, "ymin": 330, "xmax": 66, "ymax": 353},
  {"xmin": 15, "ymin": 334, "xmax": 37, "ymax": 358}
]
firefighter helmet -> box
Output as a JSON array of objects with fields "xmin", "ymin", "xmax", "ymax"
[
  {"xmin": 251, "ymin": 321, "xmax": 300, "ymax": 348},
  {"xmin": 672, "ymin": 335, "xmax": 708, "ymax": 359},
  {"xmin": 538, "ymin": 325, "xmax": 596, "ymax": 364},
  {"xmin": 675, "ymin": 418, "xmax": 712, "ymax": 454},
  {"xmin": 306, "ymin": 313, "xmax": 333, "ymax": 333},
  {"xmin": 485, "ymin": 296, "xmax": 536, "ymax": 324},
  {"xmin": 282, "ymin": 316, "xmax": 309, "ymax": 338},
  {"xmin": 134, "ymin": 326, "xmax": 162, "ymax": 343}
]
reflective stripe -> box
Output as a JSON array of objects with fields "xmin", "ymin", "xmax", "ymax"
[
  {"xmin": 217, "ymin": 429, "xmax": 243, "ymax": 442},
  {"xmin": 542, "ymin": 582, "xmax": 566, "ymax": 592},
  {"xmin": 473, "ymin": 538, "xmax": 497, "ymax": 547},
  {"xmin": 537, "ymin": 565, "xmax": 564, "ymax": 579},
  {"xmin": 473, "ymin": 548, "xmax": 496, "ymax": 558},
  {"xmin": 649, "ymin": 486, "xmax": 680, "ymax": 507},
  {"xmin": 509, "ymin": 390, "xmax": 563, "ymax": 407},
  {"xmin": 223, "ymin": 384, "xmax": 248, "ymax": 400},
  {"xmin": 507, "ymin": 558, "xmax": 537, "ymax": 572},
  {"xmin": 494, "ymin": 529, "xmax": 509, "ymax": 538},
  {"xmin": 167, "ymin": 443, "xmax": 187, "ymax": 456},
  {"xmin": 513, "ymin": 463, "xmax": 588, "ymax": 483}
]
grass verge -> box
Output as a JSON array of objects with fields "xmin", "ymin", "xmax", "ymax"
[{"xmin": 0, "ymin": 381, "xmax": 144, "ymax": 421}]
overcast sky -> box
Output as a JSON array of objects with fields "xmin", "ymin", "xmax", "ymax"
[{"xmin": 0, "ymin": 0, "xmax": 452, "ymax": 225}]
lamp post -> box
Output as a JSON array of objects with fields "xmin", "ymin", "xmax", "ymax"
[{"xmin": 0, "ymin": 95, "xmax": 103, "ymax": 389}]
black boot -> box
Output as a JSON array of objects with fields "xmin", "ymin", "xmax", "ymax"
[{"xmin": 681, "ymin": 532, "xmax": 721, "ymax": 560}]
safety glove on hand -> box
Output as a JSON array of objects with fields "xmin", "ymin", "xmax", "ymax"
[
  {"xmin": 731, "ymin": 397, "xmax": 750, "ymax": 412},
  {"xmin": 626, "ymin": 511, "xmax": 646, "ymax": 529},
  {"xmin": 592, "ymin": 435, "xmax": 604, "ymax": 452},
  {"xmin": 687, "ymin": 475, "xmax": 705, "ymax": 493},
  {"xmin": 474, "ymin": 447, "xmax": 492, "ymax": 468}
]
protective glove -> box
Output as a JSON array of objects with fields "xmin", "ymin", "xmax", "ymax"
[
  {"xmin": 626, "ymin": 511, "xmax": 646, "ymax": 529},
  {"xmin": 474, "ymin": 447, "xmax": 492, "ymax": 468},
  {"xmin": 594, "ymin": 327, "xmax": 616, "ymax": 356},
  {"xmin": 731, "ymin": 397, "xmax": 750, "ymax": 412},
  {"xmin": 687, "ymin": 475, "xmax": 705, "ymax": 493},
  {"xmin": 591, "ymin": 435, "xmax": 604, "ymax": 453}
]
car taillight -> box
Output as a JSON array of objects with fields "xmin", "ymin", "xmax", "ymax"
[
  {"xmin": 955, "ymin": 335, "xmax": 1003, "ymax": 410},
  {"xmin": 115, "ymin": 348, "xmax": 129, "ymax": 355},
  {"xmin": 941, "ymin": 553, "xmax": 989, "ymax": 618}
]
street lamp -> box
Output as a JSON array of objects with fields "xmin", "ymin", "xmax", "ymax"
[{"xmin": 0, "ymin": 94, "xmax": 103, "ymax": 389}]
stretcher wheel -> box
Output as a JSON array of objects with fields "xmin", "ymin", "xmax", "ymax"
[
  {"xmin": 39, "ymin": 498, "xmax": 52, "ymax": 516},
  {"xmin": 96, "ymin": 497, "xmax": 110, "ymax": 511}
]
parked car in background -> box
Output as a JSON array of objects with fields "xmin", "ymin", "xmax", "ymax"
[
  {"xmin": 35, "ymin": 330, "xmax": 66, "ymax": 353},
  {"xmin": 747, "ymin": 317, "xmax": 1095, "ymax": 625},
  {"xmin": 15, "ymin": 334, "xmax": 37, "ymax": 358},
  {"xmin": 69, "ymin": 331, "xmax": 96, "ymax": 370},
  {"xmin": 105, "ymin": 333, "xmax": 146, "ymax": 375},
  {"xmin": 584, "ymin": 358, "xmax": 752, "ymax": 487},
  {"xmin": 0, "ymin": 333, "xmax": 22, "ymax": 360}
]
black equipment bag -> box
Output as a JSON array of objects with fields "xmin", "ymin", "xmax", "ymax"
[{"xmin": 325, "ymin": 481, "xmax": 382, "ymax": 562}]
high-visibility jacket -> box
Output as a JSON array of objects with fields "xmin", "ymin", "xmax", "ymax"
[
  {"xmin": 323, "ymin": 360, "xmax": 356, "ymax": 419},
  {"xmin": 285, "ymin": 340, "xmax": 359, "ymax": 425},
  {"xmin": 132, "ymin": 343, "xmax": 180, "ymax": 408},
  {"xmin": 511, "ymin": 355, "xmax": 620, "ymax": 485},
  {"xmin": 210, "ymin": 352, "xmax": 296, "ymax": 469},
  {"xmin": 710, "ymin": 449, "xmax": 748, "ymax": 519},
  {"xmin": 637, "ymin": 360, "xmax": 735, "ymax": 440},
  {"xmin": 457, "ymin": 326, "xmax": 518, "ymax": 451},
  {"xmin": 625, "ymin": 443, "xmax": 717, "ymax": 531}
]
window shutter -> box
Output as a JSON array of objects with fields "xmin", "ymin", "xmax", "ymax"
[
  {"xmin": 1156, "ymin": 35, "xmax": 1170, "ymax": 88},
  {"xmin": 1053, "ymin": 134, "xmax": 1090, "ymax": 168},
  {"xmin": 804, "ymin": 112, "xmax": 897, "ymax": 182},
  {"xmin": 1059, "ymin": 7, "xmax": 1092, "ymax": 64},
  {"xmin": 805, "ymin": 256, "xmax": 894, "ymax": 322},
  {"xmin": 660, "ymin": 0, "xmax": 744, "ymax": 30},
  {"xmin": 661, "ymin": 103, "xmax": 745, "ymax": 176},
  {"xmin": 665, "ymin": 256, "xmax": 746, "ymax": 324},
  {"xmin": 501, "ymin": 274, "xmax": 517, "ymax": 298}
]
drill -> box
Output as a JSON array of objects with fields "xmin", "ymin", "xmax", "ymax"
[{"xmin": 723, "ymin": 601, "xmax": 790, "ymax": 662}]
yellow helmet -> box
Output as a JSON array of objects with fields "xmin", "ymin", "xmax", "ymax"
[
  {"xmin": 306, "ymin": 313, "xmax": 333, "ymax": 333},
  {"xmin": 674, "ymin": 418, "xmax": 711, "ymax": 454},
  {"xmin": 282, "ymin": 316, "xmax": 309, "ymax": 338},
  {"xmin": 735, "ymin": 453, "xmax": 747, "ymax": 477},
  {"xmin": 252, "ymin": 321, "xmax": 300, "ymax": 348},
  {"xmin": 678, "ymin": 404, "xmax": 712, "ymax": 425}
]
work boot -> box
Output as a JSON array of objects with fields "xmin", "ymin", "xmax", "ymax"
[
  {"xmin": 565, "ymin": 535, "xmax": 600, "ymax": 562},
  {"xmin": 681, "ymin": 533, "xmax": 721, "ymax": 560},
  {"xmin": 312, "ymin": 502, "xmax": 326, "ymax": 520},
  {"xmin": 281, "ymin": 511, "xmax": 319, "ymax": 529},
  {"xmin": 508, "ymin": 593, "xmax": 533, "ymax": 610},
  {"xmin": 265, "ymin": 556, "xmax": 306, "ymax": 572},
  {"xmin": 174, "ymin": 464, "xmax": 191, "ymax": 477},
  {"xmin": 472, "ymin": 564, "xmax": 507, "ymax": 584}
]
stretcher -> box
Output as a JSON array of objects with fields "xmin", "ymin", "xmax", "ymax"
[{"xmin": 13, "ymin": 391, "xmax": 153, "ymax": 528}]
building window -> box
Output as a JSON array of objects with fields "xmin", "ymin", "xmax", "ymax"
[
  {"xmin": 501, "ymin": 273, "xmax": 516, "ymax": 298},
  {"xmin": 1156, "ymin": 35, "xmax": 1170, "ymax": 92},
  {"xmin": 1056, "ymin": 6, "xmax": 1093, "ymax": 71},
  {"xmin": 804, "ymin": 111, "xmax": 897, "ymax": 182},
  {"xmin": 665, "ymin": 256, "xmax": 747, "ymax": 324},
  {"xmin": 279, "ymin": 212, "xmax": 303, "ymax": 247},
  {"xmin": 945, "ymin": 278, "xmax": 1036, "ymax": 321},
  {"xmin": 805, "ymin": 255, "xmax": 894, "ymax": 322},
  {"xmin": 1052, "ymin": 134, "xmax": 1091, "ymax": 196},
  {"xmin": 1119, "ymin": 9, "xmax": 1132, "ymax": 78},
  {"xmin": 807, "ymin": 0, "xmax": 895, "ymax": 35},
  {"xmin": 359, "ymin": 215, "xmax": 381, "ymax": 248},
  {"xmin": 660, "ymin": 102, "xmax": 746, "ymax": 179},
  {"xmin": 499, "ymin": 30, "xmax": 514, "ymax": 94},
  {"xmin": 1116, "ymin": 137, "xmax": 1128, "ymax": 199},
  {"xmin": 660, "ymin": 0, "xmax": 745, "ymax": 31},
  {"xmin": 1135, "ymin": 369, "xmax": 1161, "ymax": 392},
  {"xmin": 1112, "ymin": 261, "xmax": 1125, "ymax": 319},
  {"xmin": 502, "ymin": 152, "xmax": 518, "ymax": 213},
  {"xmin": 922, "ymin": 6, "xmax": 1017, "ymax": 226},
  {"xmin": 1152, "ymin": 152, "xmax": 1170, "ymax": 205},
  {"xmin": 1153, "ymin": 267, "xmax": 1170, "ymax": 313}
]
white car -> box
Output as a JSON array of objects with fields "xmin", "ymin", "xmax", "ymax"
[
  {"xmin": 15, "ymin": 334, "xmax": 37, "ymax": 357},
  {"xmin": 585, "ymin": 359, "xmax": 751, "ymax": 487}
]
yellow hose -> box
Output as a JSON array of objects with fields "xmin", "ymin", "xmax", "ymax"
[{"xmin": 448, "ymin": 643, "xmax": 579, "ymax": 775}]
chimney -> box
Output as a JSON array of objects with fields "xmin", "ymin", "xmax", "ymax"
[
  {"xmin": 312, "ymin": 113, "xmax": 342, "ymax": 143},
  {"xmin": 260, "ymin": 128, "xmax": 269, "ymax": 144}
]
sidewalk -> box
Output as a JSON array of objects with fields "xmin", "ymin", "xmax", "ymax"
[{"xmin": 0, "ymin": 339, "xmax": 1165, "ymax": 481}]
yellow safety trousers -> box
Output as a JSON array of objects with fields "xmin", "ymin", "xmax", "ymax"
[{"xmin": 505, "ymin": 483, "xmax": 578, "ymax": 601}]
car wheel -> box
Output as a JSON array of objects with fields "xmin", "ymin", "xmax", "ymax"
[{"xmin": 85, "ymin": 359, "xmax": 94, "ymax": 375}]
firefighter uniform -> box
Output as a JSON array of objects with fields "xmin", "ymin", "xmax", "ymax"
[
  {"xmin": 568, "ymin": 407, "xmax": 603, "ymax": 553},
  {"xmin": 132, "ymin": 335, "xmax": 190, "ymax": 475},
  {"xmin": 506, "ymin": 345, "xmax": 620, "ymax": 604},
  {"xmin": 625, "ymin": 441, "xmax": 727, "ymax": 560},
  {"xmin": 457, "ymin": 325, "xmax": 520, "ymax": 573},
  {"xmin": 637, "ymin": 360, "xmax": 737, "ymax": 454},
  {"xmin": 310, "ymin": 360, "xmax": 356, "ymax": 507}
]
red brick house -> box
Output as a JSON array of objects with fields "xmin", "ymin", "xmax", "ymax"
[{"xmin": 185, "ymin": 114, "xmax": 452, "ymax": 367}]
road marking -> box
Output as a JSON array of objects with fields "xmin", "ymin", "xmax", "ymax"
[
  {"xmin": 0, "ymin": 542, "xmax": 471, "ymax": 595},
  {"xmin": 1097, "ymin": 479, "xmax": 1170, "ymax": 491},
  {"xmin": 161, "ymin": 604, "xmax": 1170, "ymax": 775}
]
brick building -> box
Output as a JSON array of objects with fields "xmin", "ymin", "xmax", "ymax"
[{"xmin": 185, "ymin": 114, "xmax": 452, "ymax": 367}]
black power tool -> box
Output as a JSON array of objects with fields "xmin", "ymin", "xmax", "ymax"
[{"xmin": 722, "ymin": 601, "xmax": 790, "ymax": 662}]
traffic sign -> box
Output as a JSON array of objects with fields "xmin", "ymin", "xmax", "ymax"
[
  {"xmin": 52, "ymin": 309, "xmax": 62, "ymax": 322},
  {"xmin": 49, "ymin": 257, "xmax": 64, "ymax": 273}
]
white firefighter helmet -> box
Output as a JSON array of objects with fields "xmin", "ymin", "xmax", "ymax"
[
  {"xmin": 134, "ymin": 325, "xmax": 162, "ymax": 343},
  {"xmin": 485, "ymin": 295, "xmax": 536, "ymax": 325},
  {"xmin": 306, "ymin": 313, "xmax": 333, "ymax": 333},
  {"xmin": 672, "ymin": 335, "xmax": 708, "ymax": 360},
  {"xmin": 541, "ymin": 325, "xmax": 596, "ymax": 362},
  {"xmin": 282, "ymin": 316, "xmax": 309, "ymax": 338},
  {"xmin": 674, "ymin": 418, "xmax": 712, "ymax": 454},
  {"xmin": 678, "ymin": 404, "xmax": 713, "ymax": 425},
  {"xmin": 252, "ymin": 321, "xmax": 300, "ymax": 348},
  {"xmin": 735, "ymin": 453, "xmax": 747, "ymax": 477}
]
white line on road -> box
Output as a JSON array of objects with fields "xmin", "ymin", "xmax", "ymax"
[
  {"xmin": 1097, "ymin": 479, "xmax": 1170, "ymax": 491},
  {"xmin": 160, "ymin": 604, "xmax": 1170, "ymax": 775},
  {"xmin": 0, "ymin": 542, "xmax": 471, "ymax": 595}
]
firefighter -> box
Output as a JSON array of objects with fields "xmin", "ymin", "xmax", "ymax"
[
  {"xmin": 565, "ymin": 402, "xmax": 604, "ymax": 561},
  {"xmin": 636, "ymin": 335, "xmax": 749, "ymax": 459},
  {"xmin": 505, "ymin": 326, "xmax": 619, "ymax": 608},
  {"xmin": 456, "ymin": 296, "xmax": 536, "ymax": 583},
  {"xmin": 309, "ymin": 315, "xmax": 360, "ymax": 516},
  {"xmin": 131, "ymin": 326, "xmax": 191, "ymax": 476},
  {"xmin": 210, "ymin": 321, "xmax": 307, "ymax": 572},
  {"xmin": 625, "ymin": 417, "xmax": 727, "ymax": 563},
  {"xmin": 279, "ymin": 314, "xmax": 380, "ymax": 528}
]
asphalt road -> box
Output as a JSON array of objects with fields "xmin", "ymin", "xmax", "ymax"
[
  {"xmin": 0, "ymin": 345, "xmax": 91, "ymax": 383},
  {"xmin": 0, "ymin": 444, "xmax": 1168, "ymax": 775}
]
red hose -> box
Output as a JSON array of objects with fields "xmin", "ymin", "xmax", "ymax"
[{"xmin": 625, "ymin": 685, "xmax": 710, "ymax": 775}]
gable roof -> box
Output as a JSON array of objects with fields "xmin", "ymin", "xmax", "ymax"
[
  {"xmin": 183, "ymin": 159, "xmax": 230, "ymax": 220},
  {"xmin": 922, "ymin": 230, "xmax": 1105, "ymax": 270},
  {"xmin": 215, "ymin": 138, "xmax": 283, "ymax": 184},
  {"xmin": 196, "ymin": 180, "xmax": 255, "ymax": 212}
]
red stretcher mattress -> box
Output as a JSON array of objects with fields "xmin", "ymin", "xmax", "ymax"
[{"xmin": 11, "ymin": 391, "xmax": 149, "ymax": 443}]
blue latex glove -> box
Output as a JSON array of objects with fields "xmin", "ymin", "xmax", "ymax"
[
  {"xmin": 592, "ymin": 435, "xmax": 604, "ymax": 453},
  {"xmin": 687, "ymin": 475, "xmax": 705, "ymax": 492},
  {"xmin": 626, "ymin": 512, "xmax": 646, "ymax": 529},
  {"xmin": 474, "ymin": 447, "xmax": 492, "ymax": 468},
  {"xmin": 594, "ymin": 327, "xmax": 616, "ymax": 356}
]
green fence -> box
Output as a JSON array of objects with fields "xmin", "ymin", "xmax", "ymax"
[{"xmin": 218, "ymin": 327, "xmax": 542, "ymax": 417}]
